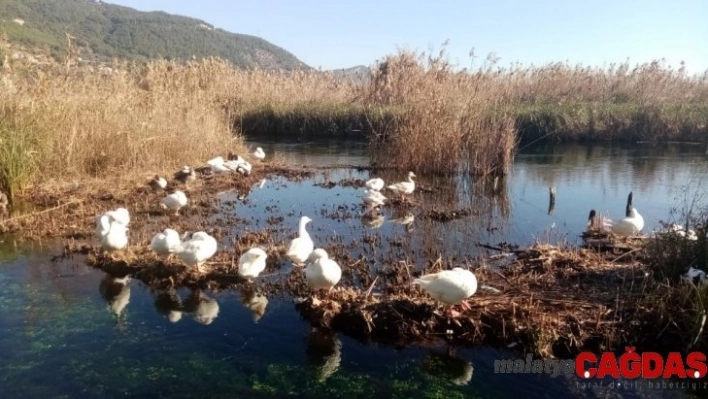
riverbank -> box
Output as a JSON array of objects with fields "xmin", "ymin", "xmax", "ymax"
[{"xmin": 2, "ymin": 160, "xmax": 706, "ymax": 358}]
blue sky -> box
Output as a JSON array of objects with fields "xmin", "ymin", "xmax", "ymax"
[{"xmin": 106, "ymin": 0, "xmax": 707, "ymax": 74}]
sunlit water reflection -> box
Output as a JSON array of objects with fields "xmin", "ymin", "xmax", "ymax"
[{"xmin": 1, "ymin": 139, "xmax": 706, "ymax": 398}]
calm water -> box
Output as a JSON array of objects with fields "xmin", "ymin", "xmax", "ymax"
[{"xmin": 2, "ymin": 140, "xmax": 707, "ymax": 398}]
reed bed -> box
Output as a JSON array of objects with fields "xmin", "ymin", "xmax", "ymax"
[
  {"xmin": 0, "ymin": 44, "xmax": 246, "ymax": 200},
  {"xmin": 227, "ymin": 50, "xmax": 707, "ymax": 175},
  {"xmin": 2, "ymin": 40, "xmax": 707, "ymax": 199}
]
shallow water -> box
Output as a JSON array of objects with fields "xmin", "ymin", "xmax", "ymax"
[{"xmin": 2, "ymin": 140, "xmax": 707, "ymax": 398}]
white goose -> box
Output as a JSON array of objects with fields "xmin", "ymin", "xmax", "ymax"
[
  {"xmin": 668, "ymin": 224, "xmax": 699, "ymax": 241},
  {"xmin": 305, "ymin": 248, "xmax": 342, "ymax": 296},
  {"xmin": 96, "ymin": 214, "xmax": 129, "ymax": 256},
  {"xmin": 413, "ymin": 267, "xmax": 478, "ymax": 319},
  {"xmin": 603, "ymin": 207, "xmax": 644, "ymax": 237},
  {"xmin": 287, "ymin": 216, "xmax": 314, "ymax": 265},
  {"xmin": 150, "ymin": 228, "xmax": 182, "ymax": 259},
  {"xmin": 97, "ymin": 207, "xmax": 130, "ymax": 227},
  {"xmin": 387, "ymin": 171, "xmax": 416, "ymax": 199},
  {"xmin": 238, "ymin": 248, "xmax": 268, "ymax": 280},
  {"xmin": 0, "ymin": 191, "xmax": 9, "ymax": 212},
  {"xmin": 207, "ymin": 156, "xmax": 230, "ymax": 173},
  {"xmin": 161, "ymin": 190, "xmax": 188, "ymax": 215},
  {"xmin": 174, "ymin": 231, "xmax": 217, "ymax": 273},
  {"xmin": 253, "ymin": 147, "xmax": 266, "ymax": 161},
  {"xmin": 365, "ymin": 177, "xmax": 384, "ymax": 191},
  {"xmin": 684, "ymin": 266, "xmax": 707, "ymax": 286},
  {"xmin": 149, "ymin": 175, "xmax": 167, "ymax": 191},
  {"xmin": 226, "ymin": 153, "xmax": 252, "ymax": 174},
  {"xmin": 94, "ymin": 207, "xmax": 130, "ymax": 238},
  {"xmin": 173, "ymin": 166, "xmax": 196, "ymax": 185},
  {"xmin": 362, "ymin": 189, "xmax": 387, "ymax": 210}
]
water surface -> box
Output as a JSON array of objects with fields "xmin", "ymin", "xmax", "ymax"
[{"xmin": 2, "ymin": 140, "xmax": 707, "ymax": 398}]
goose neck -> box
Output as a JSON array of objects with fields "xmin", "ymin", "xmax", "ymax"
[{"xmin": 298, "ymin": 219, "xmax": 310, "ymax": 237}]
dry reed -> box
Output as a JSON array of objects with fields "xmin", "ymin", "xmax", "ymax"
[
  {"xmin": 0, "ymin": 38, "xmax": 247, "ymax": 197},
  {"xmin": 2, "ymin": 39, "xmax": 707, "ymax": 196}
]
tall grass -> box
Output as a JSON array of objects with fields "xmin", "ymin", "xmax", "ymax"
[
  {"xmin": 0, "ymin": 50, "xmax": 245, "ymax": 195},
  {"xmin": 225, "ymin": 49, "xmax": 707, "ymax": 175},
  {"xmin": 1, "ymin": 39, "xmax": 707, "ymax": 195}
]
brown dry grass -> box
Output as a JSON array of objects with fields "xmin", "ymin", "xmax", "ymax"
[
  {"xmin": 2, "ymin": 39, "xmax": 707, "ymax": 199},
  {"xmin": 0, "ymin": 39, "xmax": 247, "ymax": 200}
]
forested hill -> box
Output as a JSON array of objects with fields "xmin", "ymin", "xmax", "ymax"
[{"xmin": 0, "ymin": 0, "xmax": 310, "ymax": 70}]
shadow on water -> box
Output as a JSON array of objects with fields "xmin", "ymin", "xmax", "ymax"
[{"xmin": 1, "ymin": 139, "xmax": 707, "ymax": 398}]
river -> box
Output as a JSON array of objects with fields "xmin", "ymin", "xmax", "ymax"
[{"xmin": 1, "ymin": 139, "xmax": 706, "ymax": 398}]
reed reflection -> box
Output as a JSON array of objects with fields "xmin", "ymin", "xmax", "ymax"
[{"xmin": 420, "ymin": 351, "xmax": 474, "ymax": 386}]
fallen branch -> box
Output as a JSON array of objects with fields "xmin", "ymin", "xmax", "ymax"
[{"xmin": 0, "ymin": 199, "xmax": 85, "ymax": 225}]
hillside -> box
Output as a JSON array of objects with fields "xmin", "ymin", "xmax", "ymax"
[{"xmin": 0, "ymin": 0, "xmax": 309, "ymax": 70}]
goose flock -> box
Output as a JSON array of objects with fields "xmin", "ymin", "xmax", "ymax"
[
  {"xmin": 86, "ymin": 151, "xmax": 705, "ymax": 322},
  {"xmin": 88, "ymin": 152, "xmax": 486, "ymax": 319},
  {"xmin": 587, "ymin": 191, "xmax": 707, "ymax": 283}
]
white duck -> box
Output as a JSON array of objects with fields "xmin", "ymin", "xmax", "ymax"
[
  {"xmin": 238, "ymin": 247, "xmax": 268, "ymax": 281},
  {"xmin": 305, "ymin": 248, "xmax": 342, "ymax": 297},
  {"xmin": 413, "ymin": 267, "xmax": 478, "ymax": 319},
  {"xmin": 603, "ymin": 206, "xmax": 644, "ymax": 237},
  {"xmin": 287, "ymin": 216, "xmax": 314, "ymax": 265},
  {"xmin": 150, "ymin": 228, "xmax": 182, "ymax": 259},
  {"xmin": 96, "ymin": 214, "xmax": 129, "ymax": 255},
  {"xmin": 161, "ymin": 190, "xmax": 188, "ymax": 215},
  {"xmin": 387, "ymin": 171, "xmax": 416, "ymax": 199},
  {"xmin": 174, "ymin": 231, "xmax": 217, "ymax": 273},
  {"xmin": 365, "ymin": 177, "xmax": 384, "ymax": 191},
  {"xmin": 253, "ymin": 147, "xmax": 266, "ymax": 161},
  {"xmin": 149, "ymin": 175, "xmax": 167, "ymax": 191},
  {"xmin": 362, "ymin": 189, "xmax": 387, "ymax": 211}
]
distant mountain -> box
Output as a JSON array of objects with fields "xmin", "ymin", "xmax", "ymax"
[
  {"xmin": 0, "ymin": 0, "xmax": 309, "ymax": 70},
  {"xmin": 329, "ymin": 65, "xmax": 371, "ymax": 82}
]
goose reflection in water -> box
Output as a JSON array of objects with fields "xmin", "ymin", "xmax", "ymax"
[
  {"xmin": 360, "ymin": 213, "xmax": 385, "ymax": 229},
  {"xmin": 154, "ymin": 289, "xmax": 184, "ymax": 323},
  {"xmin": 421, "ymin": 352, "xmax": 474, "ymax": 386},
  {"xmin": 98, "ymin": 274, "xmax": 131, "ymax": 319},
  {"xmin": 306, "ymin": 328, "xmax": 342, "ymax": 382},
  {"xmin": 390, "ymin": 210, "xmax": 415, "ymax": 233},
  {"xmin": 238, "ymin": 287, "xmax": 269, "ymax": 323},
  {"xmin": 182, "ymin": 289, "xmax": 220, "ymax": 326}
]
